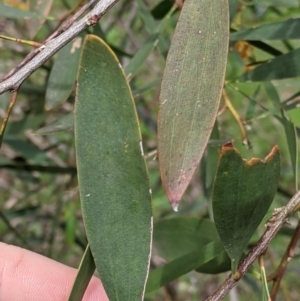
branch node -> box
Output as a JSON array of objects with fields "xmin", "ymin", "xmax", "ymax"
[
  {"xmin": 38, "ymin": 45, "xmax": 46, "ymax": 52},
  {"xmin": 86, "ymin": 14, "xmax": 100, "ymax": 26}
]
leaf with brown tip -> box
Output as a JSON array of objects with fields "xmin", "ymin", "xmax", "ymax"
[
  {"xmin": 213, "ymin": 145, "xmax": 281, "ymax": 272},
  {"xmin": 157, "ymin": 0, "xmax": 229, "ymax": 210}
]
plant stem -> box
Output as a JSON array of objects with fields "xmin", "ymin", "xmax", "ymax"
[
  {"xmin": 0, "ymin": 89, "xmax": 19, "ymax": 147},
  {"xmin": 0, "ymin": 0, "xmax": 120, "ymax": 93},
  {"xmin": 267, "ymin": 219, "xmax": 300, "ymax": 300},
  {"xmin": 0, "ymin": 35, "xmax": 43, "ymax": 48},
  {"xmin": 223, "ymin": 89, "xmax": 251, "ymax": 148}
]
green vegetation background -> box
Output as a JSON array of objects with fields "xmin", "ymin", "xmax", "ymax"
[{"xmin": 1, "ymin": 0, "xmax": 300, "ymax": 300}]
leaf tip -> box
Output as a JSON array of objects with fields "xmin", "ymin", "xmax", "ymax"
[{"xmin": 171, "ymin": 200, "xmax": 180, "ymax": 212}]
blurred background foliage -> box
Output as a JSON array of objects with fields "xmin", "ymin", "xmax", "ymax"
[{"xmin": 1, "ymin": 0, "xmax": 300, "ymax": 300}]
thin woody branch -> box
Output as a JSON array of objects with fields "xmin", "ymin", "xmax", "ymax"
[
  {"xmin": 0, "ymin": 0, "xmax": 120, "ymax": 94},
  {"xmin": 205, "ymin": 190, "xmax": 300, "ymax": 301},
  {"xmin": 1, "ymin": 0, "xmax": 99, "ymax": 82},
  {"xmin": 269, "ymin": 220, "xmax": 300, "ymax": 300}
]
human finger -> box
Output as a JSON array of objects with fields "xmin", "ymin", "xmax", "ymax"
[{"xmin": 0, "ymin": 242, "xmax": 109, "ymax": 301}]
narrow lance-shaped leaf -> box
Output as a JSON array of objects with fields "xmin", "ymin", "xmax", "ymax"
[
  {"xmin": 153, "ymin": 218, "xmax": 230, "ymax": 274},
  {"xmin": 45, "ymin": 37, "xmax": 83, "ymax": 110},
  {"xmin": 230, "ymin": 18, "xmax": 300, "ymax": 41},
  {"xmin": 35, "ymin": 112, "xmax": 74, "ymax": 135},
  {"xmin": 146, "ymin": 241, "xmax": 224, "ymax": 292},
  {"xmin": 254, "ymin": 0, "xmax": 298, "ymax": 7},
  {"xmin": 239, "ymin": 48, "xmax": 300, "ymax": 82},
  {"xmin": 263, "ymin": 83, "xmax": 298, "ymax": 189},
  {"xmin": 0, "ymin": 3, "xmax": 40, "ymax": 19},
  {"xmin": 27, "ymin": 0, "xmax": 53, "ymax": 38},
  {"xmin": 229, "ymin": 0, "xmax": 239, "ymax": 23},
  {"xmin": 75, "ymin": 35, "xmax": 152, "ymax": 301},
  {"xmin": 280, "ymin": 109, "xmax": 298, "ymax": 190},
  {"xmin": 213, "ymin": 144, "xmax": 280, "ymax": 274},
  {"xmin": 157, "ymin": 0, "xmax": 229, "ymax": 210},
  {"xmin": 67, "ymin": 245, "xmax": 95, "ymax": 301}
]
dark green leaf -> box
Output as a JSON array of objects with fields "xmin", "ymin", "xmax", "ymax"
[
  {"xmin": 151, "ymin": 0, "xmax": 174, "ymax": 19},
  {"xmin": 157, "ymin": 0, "xmax": 229, "ymax": 210},
  {"xmin": 229, "ymin": 0, "xmax": 239, "ymax": 23},
  {"xmin": 146, "ymin": 241, "xmax": 224, "ymax": 292},
  {"xmin": 136, "ymin": 0, "xmax": 157, "ymax": 31},
  {"xmin": 254, "ymin": 0, "xmax": 298, "ymax": 7},
  {"xmin": 263, "ymin": 83, "xmax": 298, "ymax": 189},
  {"xmin": 4, "ymin": 136, "xmax": 49, "ymax": 164},
  {"xmin": 230, "ymin": 18, "xmax": 300, "ymax": 41},
  {"xmin": 239, "ymin": 48, "xmax": 300, "ymax": 82},
  {"xmin": 67, "ymin": 245, "xmax": 96, "ymax": 301},
  {"xmin": 153, "ymin": 217, "xmax": 230, "ymax": 274},
  {"xmin": 124, "ymin": 33, "xmax": 160, "ymax": 77},
  {"xmin": 0, "ymin": 3, "xmax": 40, "ymax": 19},
  {"xmin": 136, "ymin": 0, "xmax": 173, "ymax": 61},
  {"xmin": 281, "ymin": 109, "xmax": 298, "ymax": 190},
  {"xmin": 201, "ymin": 121, "xmax": 221, "ymax": 198},
  {"xmin": 213, "ymin": 145, "xmax": 281, "ymax": 269},
  {"xmin": 263, "ymin": 82, "xmax": 281, "ymax": 109},
  {"xmin": 35, "ymin": 112, "xmax": 74, "ymax": 135},
  {"xmin": 75, "ymin": 35, "xmax": 152, "ymax": 301}
]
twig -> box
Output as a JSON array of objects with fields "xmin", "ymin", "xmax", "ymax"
[
  {"xmin": 0, "ymin": 88, "xmax": 19, "ymax": 147},
  {"xmin": 205, "ymin": 190, "xmax": 300, "ymax": 301},
  {"xmin": 259, "ymin": 255, "xmax": 271, "ymax": 300},
  {"xmin": 1, "ymin": 0, "xmax": 99, "ymax": 83},
  {"xmin": 267, "ymin": 219, "xmax": 300, "ymax": 300},
  {"xmin": 0, "ymin": 35, "xmax": 43, "ymax": 48},
  {"xmin": 45, "ymin": 0, "xmax": 99, "ymax": 42},
  {"xmin": 0, "ymin": 164, "xmax": 76, "ymax": 174},
  {"xmin": 0, "ymin": 0, "xmax": 120, "ymax": 93},
  {"xmin": 57, "ymin": 0, "xmax": 86, "ymax": 23},
  {"xmin": 223, "ymin": 89, "xmax": 251, "ymax": 148}
]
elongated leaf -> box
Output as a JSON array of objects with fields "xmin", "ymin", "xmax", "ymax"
[
  {"xmin": 260, "ymin": 265, "xmax": 270, "ymax": 301},
  {"xmin": 255, "ymin": 0, "xmax": 298, "ymax": 7},
  {"xmin": 230, "ymin": 18, "xmax": 300, "ymax": 41},
  {"xmin": 136, "ymin": 0, "xmax": 157, "ymax": 31},
  {"xmin": 27, "ymin": 0, "xmax": 53, "ymax": 38},
  {"xmin": 281, "ymin": 109, "xmax": 298, "ymax": 190},
  {"xmin": 239, "ymin": 48, "xmax": 300, "ymax": 82},
  {"xmin": 67, "ymin": 245, "xmax": 96, "ymax": 301},
  {"xmin": 157, "ymin": 0, "xmax": 229, "ymax": 210},
  {"xmin": 4, "ymin": 136, "xmax": 49, "ymax": 164},
  {"xmin": 229, "ymin": 0, "xmax": 239, "ymax": 23},
  {"xmin": 263, "ymin": 82, "xmax": 281, "ymax": 109},
  {"xmin": 125, "ymin": 33, "xmax": 160, "ymax": 77},
  {"xmin": 146, "ymin": 241, "xmax": 224, "ymax": 292},
  {"xmin": 153, "ymin": 217, "xmax": 230, "ymax": 274},
  {"xmin": 136, "ymin": 0, "xmax": 170, "ymax": 56},
  {"xmin": 45, "ymin": 37, "xmax": 83, "ymax": 110},
  {"xmin": 0, "ymin": 3, "xmax": 40, "ymax": 19},
  {"xmin": 282, "ymin": 90, "xmax": 300, "ymax": 111},
  {"xmin": 213, "ymin": 144, "xmax": 280, "ymax": 270},
  {"xmin": 35, "ymin": 112, "xmax": 74, "ymax": 135},
  {"xmin": 201, "ymin": 121, "xmax": 221, "ymax": 198},
  {"xmin": 151, "ymin": 0, "xmax": 174, "ymax": 19},
  {"xmin": 75, "ymin": 35, "xmax": 152, "ymax": 301},
  {"xmin": 263, "ymin": 83, "xmax": 298, "ymax": 189}
]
